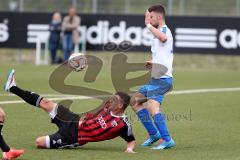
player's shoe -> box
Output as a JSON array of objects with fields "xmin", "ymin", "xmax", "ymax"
[
  {"xmin": 2, "ymin": 148, "xmax": 24, "ymax": 160},
  {"xmin": 4, "ymin": 69, "xmax": 16, "ymax": 92},
  {"xmin": 141, "ymin": 132, "xmax": 161, "ymax": 146},
  {"xmin": 151, "ymin": 138, "xmax": 175, "ymax": 150}
]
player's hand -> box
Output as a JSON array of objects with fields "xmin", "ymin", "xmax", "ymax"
[
  {"xmin": 145, "ymin": 60, "xmax": 152, "ymax": 69},
  {"xmin": 145, "ymin": 9, "xmax": 151, "ymax": 25},
  {"xmin": 125, "ymin": 148, "xmax": 136, "ymax": 154}
]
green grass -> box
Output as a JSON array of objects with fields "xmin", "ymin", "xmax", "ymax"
[{"xmin": 0, "ymin": 52, "xmax": 240, "ymax": 160}]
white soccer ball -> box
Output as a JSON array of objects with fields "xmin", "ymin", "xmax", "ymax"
[{"xmin": 68, "ymin": 53, "xmax": 87, "ymax": 72}]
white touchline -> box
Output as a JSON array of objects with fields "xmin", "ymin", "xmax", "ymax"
[
  {"xmin": 0, "ymin": 94, "xmax": 79, "ymax": 97},
  {"xmin": 0, "ymin": 87, "xmax": 240, "ymax": 105},
  {"xmin": 168, "ymin": 87, "xmax": 240, "ymax": 95}
]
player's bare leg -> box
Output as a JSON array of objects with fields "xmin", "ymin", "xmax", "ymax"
[
  {"xmin": 130, "ymin": 93, "xmax": 161, "ymax": 146},
  {"xmin": 34, "ymin": 99, "xmax": 59, "ymax": 149},
  {"xmin": 4, "ymin": 69, "xmax": 60, "ymax": 149},
  {"xmin": 130, "ymin": 92, "xmax": 147, "ymax": 112},
  {"xmin": 0, "ymin": 107, "xmax": 24, "ymax": 160},
  {"xmin": 39, "ymin": 98, "xmax": 57, "ymax": 113},
  {"xmin": 35, "ymin": 136, "xmax": 49, "ymax": 149},
  {"xmin": 0, "ymin": 108, "xmax": 10, "ymax": 154},
  {"xmin": 4, "ymin": 69, "xmax": 57, "ymax": 112},
  {"xmin": 146, "ymin": 99, "xmax": 161, "ymax": 115},
  {"xmin": 0, "ymin": 108, "xmax": 6, "ymax": 122}
]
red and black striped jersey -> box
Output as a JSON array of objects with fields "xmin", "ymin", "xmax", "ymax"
[{"xmin": 77, "ymin": 107, "xmax": 135, "ymax": 145}]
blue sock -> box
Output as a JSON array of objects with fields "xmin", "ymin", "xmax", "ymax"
[
  {"xmin": 153, "ymin": 113, "xmax": 171, "ymax": 141},
  {"xmin": 137, "ymin": 108, "xmax": 158, "ymax": 135}
]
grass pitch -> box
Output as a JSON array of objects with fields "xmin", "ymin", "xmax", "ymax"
[{"xmin": 0, "ymin": 52, "xmax": 240, "ymax": 160}]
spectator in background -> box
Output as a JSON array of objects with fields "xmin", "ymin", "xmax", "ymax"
[
  {"xmin": 62, "ymin": 7, "xmax": 81, "ymax": 61},
  {"xmin": 49, "ymin": 12, "xmax": 62, "ymax": 64}
]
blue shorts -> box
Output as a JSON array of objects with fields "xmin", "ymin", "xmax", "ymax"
[{"xmin": 138, "ymin": 78, "xmax": 173, "ymax": 104}]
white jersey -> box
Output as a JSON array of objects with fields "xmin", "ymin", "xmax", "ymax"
[{"xmin": 150, "ymin": 24, "xmax": 173, "ymax": 78}]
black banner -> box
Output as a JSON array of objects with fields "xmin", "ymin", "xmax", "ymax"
[{"xmin": 0, "ymin": 12, "xmax": 240, "ymax": 54}]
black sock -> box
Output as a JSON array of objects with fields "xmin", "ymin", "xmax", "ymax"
[
  {"xmin": 10, "ymin": 86, "xmax": 42, "ymax": 107},
  {"xmin": 0, "ymin": 122, "xmax": 10, "ymax": 152}
]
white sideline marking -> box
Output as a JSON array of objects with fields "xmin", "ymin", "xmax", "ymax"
[
  {"xmin": 0, "ymin": 94, "xmax": 79, "ymax": 97},
  {"xmin": 0, "ymin": 87, "xmax": 240, "ymax": 105},
  {"xmin": 0, "ymin": 95, "xmax": 108, "ymax": 105},
  {"xmin": 169, "ymin": 87, "xmax": 240, "ymax": 95}
]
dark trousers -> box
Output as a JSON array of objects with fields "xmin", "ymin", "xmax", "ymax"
[
  {"xmin": 49, "ymin": 42, "xmax": 60, "ymax": 64},
  {"xmin": 63, "ymin": 33, "xmax": 74, "ymax": 61}
]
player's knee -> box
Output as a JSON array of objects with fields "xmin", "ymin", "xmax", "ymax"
[
  {"xmin": 130, "ymin": 95, "xmax": 147, "ymax": 106},
  {"xmin": 0, "ymin": 108, "xmax": 6, "ymax": 122},
  {"xmin": 130, "ymin": 97, "xmax": 140, "ymax": 111},
  {"xmin": 40, "ymin": 98, "xmax": 56, "ymax": 112},
  {"xmin": 130, "ymin": 97, "xmax": 137, "ymax": 107},
  {"xmin": 40, "ymin": 98, "xmax": 51, "ymax": 107},
  {"xmin": 35, "ymin": 137, "xmax": 47, "ymax": 149},
  {"xmin": 130, "ymin": 95, "xmax": 147, "ymax": 111}
]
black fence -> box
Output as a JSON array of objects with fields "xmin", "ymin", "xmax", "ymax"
[{"xmin": 0, "ymin": 12, "xmax": 240, "ymax": 54}]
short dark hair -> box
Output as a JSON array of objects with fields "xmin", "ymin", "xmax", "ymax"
[
  {"xmin": 148, "ymin": 5, "xmax": 165, "ymax": 19},
  {"xmin": 115, "ymin": 92, "xmax": 130, "ymax": 109}
]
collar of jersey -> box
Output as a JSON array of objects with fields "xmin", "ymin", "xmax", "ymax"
[
  {"xmin": 110, "ymin": 111, "xmax": 127, "ymax": 118},
  {"xmin": 159, "ymin": 24, "xmax": 167, "ymax": 29}
]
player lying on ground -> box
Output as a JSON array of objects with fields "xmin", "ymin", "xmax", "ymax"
[
  {"xmin": 4, "ymin": 69, "xmax": 136, "ymax": 153},
  {"xmin": 0, "ymin": 108, "xmax": 24, "ymax": 160}
]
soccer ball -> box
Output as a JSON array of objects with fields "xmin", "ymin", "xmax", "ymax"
[{"xmin": 68, "ymin": 53, "xmax": 87, "ymax": 72}]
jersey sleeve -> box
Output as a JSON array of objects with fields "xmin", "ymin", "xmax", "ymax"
[
  {"xmin": 161, "ymin": 26, "xmax": 167, "ymax": 34},
  {"xmin": 119, "ymin": 119, "xmax": 135, "ymax": 142}
]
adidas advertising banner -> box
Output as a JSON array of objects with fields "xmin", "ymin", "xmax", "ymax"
[{"xmin": 0, "ymin": 12, "xmax": 240, "ymax": 54}]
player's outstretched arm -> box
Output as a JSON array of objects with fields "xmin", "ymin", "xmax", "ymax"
[{"xmin": 125, "ymin": 140, "xmax": 136, "ymax": 153}]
